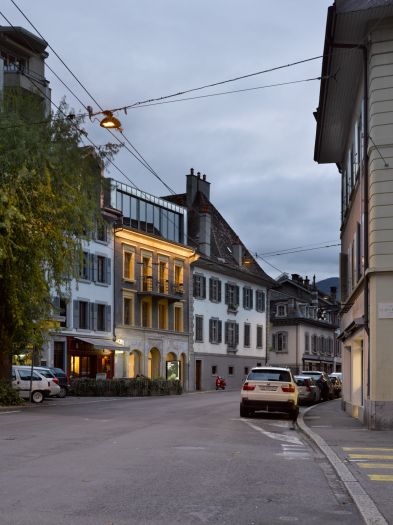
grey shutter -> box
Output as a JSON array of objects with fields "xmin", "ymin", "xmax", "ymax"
[
  {"xmin": 224, "ymin": 322, "xmax": 229, "ymax": 344},
  {"xmin": 217, "ymin": 280, "xmax": 222, "ymax": 303},
  {"xmin": 272, "ymin": 333, "xmax": 277, "ymax": 351},
  {"xmin": 209, "ymin": 319, "xmax": 213, "ymax": 342},
  {"xmin": 235, "ymin": 286, "xmax": 240, "ymax": 306},
  {"xmin": 202, "ymin": 276, "xmax": 206, "ymax": 298},
  {"xmin": 106, "ymin": 258, "xmax": 111, "ymax": 285},
  {"xmin": 90, "ymin": 254, "xmax": 95, "ymax": 282},
  {"xmin": 218, "ymin": 320, "xmax": 222, "ymax": 343},
  {"xmin": 106, "ymin": 305, "xmax": 112, "ymax": 332},
  {"xmin": 193, "ymin": 276, "xmax": 198, "ymax": 297},
  {"xmin": 262, "ymin": 292, "xmax": 265, "ymax": 312},
  {"xmin": 225, "ymin": 283, "xmax": 229, "ymax": 305},
  {"xmin": 89, "ymin": 302, "xmax": 94, "ymax": 330},
  {"xmin": 243, "ymin": 288, "xmax": 246, "ymax": 308},
  {"xmin": 209, "ymin": 278, "xmax": 213, "ymax": 301},
  {"xmin": 235, "ymin": 323, "xmax": 239, "ymax": 346},
  {"xmin": 73, "ymin": 300, "xmax": 79, "ymax": 329},
  {"xmin": 250, "ymin": 290, "xmax": 253, "ymax": 310}
]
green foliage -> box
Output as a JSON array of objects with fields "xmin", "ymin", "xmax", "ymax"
[
  {"xmin": 70, "ymin": 378, "xmax": 183, "ymax": 397},
  {"xmin": 0, "ymin": 90, "xmax": 119, "ymax": 379},
  {"xmin": 0, "ymin": 379, "xmax": 24, "ymax": 406}
]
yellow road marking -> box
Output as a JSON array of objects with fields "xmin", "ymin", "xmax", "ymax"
[
  {"xmin": 348, "ymin": 454, "xmax": 393, "ymax": 460},
  {"xmin": 358, "ymin": 463, "xmax": 393, "ymax": 469},
  {"xmin": 343, "ymin": 447, "xmax": 393, "ymax": 452},
  {"xmin": 368, "ymin": 474, "xmax": 393, "ymax": 481}
]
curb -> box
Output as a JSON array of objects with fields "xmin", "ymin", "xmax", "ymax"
[{"xmin": 298, "ymin": 404, "xmax": 388, "ymax": 525}]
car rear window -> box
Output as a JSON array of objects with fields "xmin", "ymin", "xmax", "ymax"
[
  {"xmin": 36, "ymin": 369, "xmax": 55, "ymax": 378},
  {"xmin": 247, "ymin": 370, "xmax": 291, "ymax": 382},
  {"xmin": 51, "ymin": 368, "xmax": 66, "ymax": 377},
  {"xmin": 295, "ymin": 378, "xmax": 307, "ymax": 386},
  {"xmin": 302, "ymin": 372, "xmax": 321, "ymax": 380}
]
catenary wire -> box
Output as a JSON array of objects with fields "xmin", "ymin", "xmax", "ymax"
[{"xmin": 7, "ymin": 1, "xmax": 173, "ymax": 194}]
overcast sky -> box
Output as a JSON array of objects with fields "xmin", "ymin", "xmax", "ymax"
[{"xmin": 4, "ymin": 0, "xmax": 339, "ymax": 281}]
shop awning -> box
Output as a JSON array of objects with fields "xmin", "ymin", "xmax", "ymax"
[{"xmin": 75, "ymin": 337, "xmax": 129, "ymax": 351}]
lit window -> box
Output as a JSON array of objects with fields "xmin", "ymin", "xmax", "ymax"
[{"xmin": 123, "ymin": 250, "xmax": 134, "ymax": 280}]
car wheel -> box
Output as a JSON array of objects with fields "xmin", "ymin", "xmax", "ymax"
[
  {"xmin": 58, "ymin": 387, "xmax": 67, "ymax": 398},
  {"xmin": 240, "ymin": 404, "xmax": 250, "ymax": 418},
  {"xmin": 31, "ymin": 391, "xmax": 44, "ymax": 404}
]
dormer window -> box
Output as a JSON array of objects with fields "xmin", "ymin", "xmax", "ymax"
[{"xmin": 276, "ymin": 304, "xmax": 287, "ymax": 317}]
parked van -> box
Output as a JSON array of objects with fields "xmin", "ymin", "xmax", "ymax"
[{"xmin": 11, "ymin": 366, "xmax": 59, "ymax": 403}]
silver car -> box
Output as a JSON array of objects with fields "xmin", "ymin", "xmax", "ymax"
[{"xmin": 294, "ymin": 375, "xmax": 321, "ymax": 405}]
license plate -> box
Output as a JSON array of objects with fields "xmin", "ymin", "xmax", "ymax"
[{"xmin": 259, "ymin": 385, "xmax": 277, "ymax": 391}]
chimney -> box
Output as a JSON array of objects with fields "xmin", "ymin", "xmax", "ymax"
[
  {"xmin": 291, "ymin": 273, "xmax": 300, "ymax": 283},
  {"xmin": 304, "ymin": 276, "xmax": 310, "ymax": 288},
  {"xmin": 232, "ymin": 242, "xmax": 243, "ymax": 266},
  {"xmin": 186, "ymin": 168, "xmax": 211, "ymax": 207},
  {"xmin": 199, "ymin": 204, "xmax": 211, "ymax": 257}
]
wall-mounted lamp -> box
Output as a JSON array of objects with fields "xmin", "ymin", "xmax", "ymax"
[{"xmin": 100, "ymin": 111, "xmax": 122, "ymax": 130}]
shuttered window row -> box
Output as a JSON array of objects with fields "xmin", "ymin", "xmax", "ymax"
[{"xmin": 73, "ymin": 300, "xmax": 111, "ymax": 331}]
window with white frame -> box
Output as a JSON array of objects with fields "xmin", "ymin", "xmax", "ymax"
[
  {"xmin": 273, "ymin": 331, "xmax": 287, "ymax": 352},
  {"xmin": 225, "ymin": 283, "xmax": 239, "ymax": 309},
  {"xmin": 209, "ymin": 277, "xmax": 221, "ymax": 303},
  {"xmin": 243, "ymin": 287, "xmax": 253, "ymax": 310},
  {"xmin": 276, "ymin": 304, "xmax": 287, "ymax": 317},
  {"xmin": 193, "ymin": 274, "xmax": 206, "ymax": 299},
  {"xmin": 209, "ymin": 318, "xmax": 222, "ymax": 344},
  {"xmin": 225, "ymin": 321, "xmax": 239, "ymax": 349}
]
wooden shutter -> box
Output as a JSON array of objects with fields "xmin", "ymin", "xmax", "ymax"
[
  {"xmin": 224, "ymin": 321, "xmax": 229, "ymax": 344},
  {"xmin": 217, "ymin": 280, "xmax": 222, "ymax": 303},
  {"xmin": 89, "ymin": 302, "xmax": 95, "ymax": 331},
  {"xmin": 250, "ymin": 289, "xmax": 253, "ymax": 310},
  {"xmin": 218, "ymin": 320, "xmax": 222, "ymax": 343},
  {"xmin": 73, "ymin": 300, "xmax": 79, "ymax": 329},
  {"xmin": 272, "ymin": 333, "xmax": 277, "ymax": 351},
  {"xmin": 202, "ymin": 276, "xmax": 206, "ymax": 298},
  {"xmin": 209, "ymin": 278, "xmax": 213, "ymax": 301},
  {"xmin": 235, "ymin": 286, "xmax": 240, "ymax": 306},
  {"xmin": 193, "ymin": 275, "xmax": 198, "ymax": 297},
  {"xmin": 225, "ymin": 283, "xmax": 229, "ymax": 305},
  {"xmin": 235, "ymin": 323, "xmax": 239, "ymax": 346},
  {"xmin": 209, "ymin": 319, "xmax": 213, "ymax": 342}
]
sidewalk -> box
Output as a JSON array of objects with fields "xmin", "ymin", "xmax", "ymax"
[{"xmin": 299, "ymin": 399, "xmax": 393, "ymax": 525}]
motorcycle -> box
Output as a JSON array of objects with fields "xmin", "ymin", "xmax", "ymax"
[{"xmin": 215, "ymin": 376, "xmax": 226, "ymax": 390}]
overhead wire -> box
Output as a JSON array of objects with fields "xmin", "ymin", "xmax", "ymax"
[{"xmin": 7, "ymin": 0, "xmax": 174, "ymax": 194}]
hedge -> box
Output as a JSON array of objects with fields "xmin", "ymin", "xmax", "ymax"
[
  {"xmin": 70, "ymin": 377, "xmax": 182, "ymax": 397},
  {"xmin": 0, "ymin": 380, "xmax": 24, "ymax": 406}
]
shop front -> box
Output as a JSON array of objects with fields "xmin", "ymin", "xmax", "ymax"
[{"xmin": 67, "ymin": 336, "xmax": 128, "ymax": 379}]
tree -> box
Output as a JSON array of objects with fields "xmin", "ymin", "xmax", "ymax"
[{"xmin": 0, "ymin": 90, "xmax": 117, "ymax": 380}]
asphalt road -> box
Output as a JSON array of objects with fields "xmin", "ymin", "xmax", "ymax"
[{"xmin": 0, "ymin": 392, "xmax": 362, "ymax": 525}]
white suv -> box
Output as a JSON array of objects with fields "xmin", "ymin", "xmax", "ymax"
[{"xmin": 240, "ymin": 366, "xmax": 299, "ymax": 421}]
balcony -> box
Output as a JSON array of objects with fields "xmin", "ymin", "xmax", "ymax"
[{"xmin": 137, "ymin": 276, "xmax": 184, "ymax": 301}]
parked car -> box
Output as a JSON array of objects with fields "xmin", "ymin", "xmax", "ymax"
[
  {"xmin": 12, "ymin": 366, "xmax": 53, "ymax": 403},
  {"xmin": 32, "ymin": 366, "xmax": 62, "ymax": 397},
  {"xmin": 300, "ymin": 371, "xmax": 334, "ymax": 401},
  {"xmin": 240, "ymin": 366, "xmax": 299, "ymax": 421},
  {"xmin": 329, "ymin": 375, "xmax": 342, "ymax": 398},
  {"xmin": 329, "ymin": 372, "xmax": 343, "ymax": 381},
  {"xmin": 48, "ymin": 367, "xmax": 70, "ymax": 398},
  {"xmin": 294, "ymin": 375, "xmax": 321, "ymax": 405}
]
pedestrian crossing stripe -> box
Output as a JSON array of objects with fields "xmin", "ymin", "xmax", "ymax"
[
  {"xmin": 358, "ymin": 463, "xmax": 393, "ymax": 469},
  {"xmin": 348, "ymin": 454, "xmax": 393, "ymax": 460},
  {"xmin": 343, "ymin": 447, "xmax": 393, "ymax": 452},
  {"xmin": 368, "ymin": 474, "xmax": 393, "ymax": 481}
]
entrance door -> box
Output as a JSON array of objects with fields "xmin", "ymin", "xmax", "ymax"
[
  {"xmin": 54, "ymin": 341, "xmax": 65, "ymax": 369},
  {"xmin": 195, "ymin": 360, "xmax": 202, "ymax": 391}
]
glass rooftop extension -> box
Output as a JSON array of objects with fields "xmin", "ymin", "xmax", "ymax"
[{"xmin": 109, "ymin": 179, "xmax": 187, "ymax": 245}]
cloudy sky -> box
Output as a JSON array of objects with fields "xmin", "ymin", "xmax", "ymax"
[{"xmin": 3, "ymin": 0, "xmax": 339, "ymax": 281}]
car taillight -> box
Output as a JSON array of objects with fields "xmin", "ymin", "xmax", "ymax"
[
  {"xmin": 282, "ymin": 384, "xmax": 296, "ymax": 393},
  {"xmin": 52, "ymin": 377, "xmax": 59, "ymax": 384},
  {"xmin": 306, "ymin": 385, "xmax": 312, "ymax": 392},
  {"xmin": 242, "ymin": 382, "xmax": 255, "ymax": 391}
]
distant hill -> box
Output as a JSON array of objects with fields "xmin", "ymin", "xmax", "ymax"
[{"xmin": 317, "ymin": 277, "xmax": 340, "ymax": 301}]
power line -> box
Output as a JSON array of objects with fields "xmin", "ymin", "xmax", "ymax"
[
  {"xmin": 259, "ymin": 240, "xmax": 340, "ymax": 257},
  {"xmin": 99, "ymin": 56, "xmax": 324, "ymax": 115},
  {"xmin": 6, "ymin": 1, "xmax": 171, "ymax": 194},
  {"xmin": 125, "ymin": 76, "xmax": 327, "ymax": 109},
  {"xmin": 256, "ymin": 243, "xmax": 340, "ymax": 258}
]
